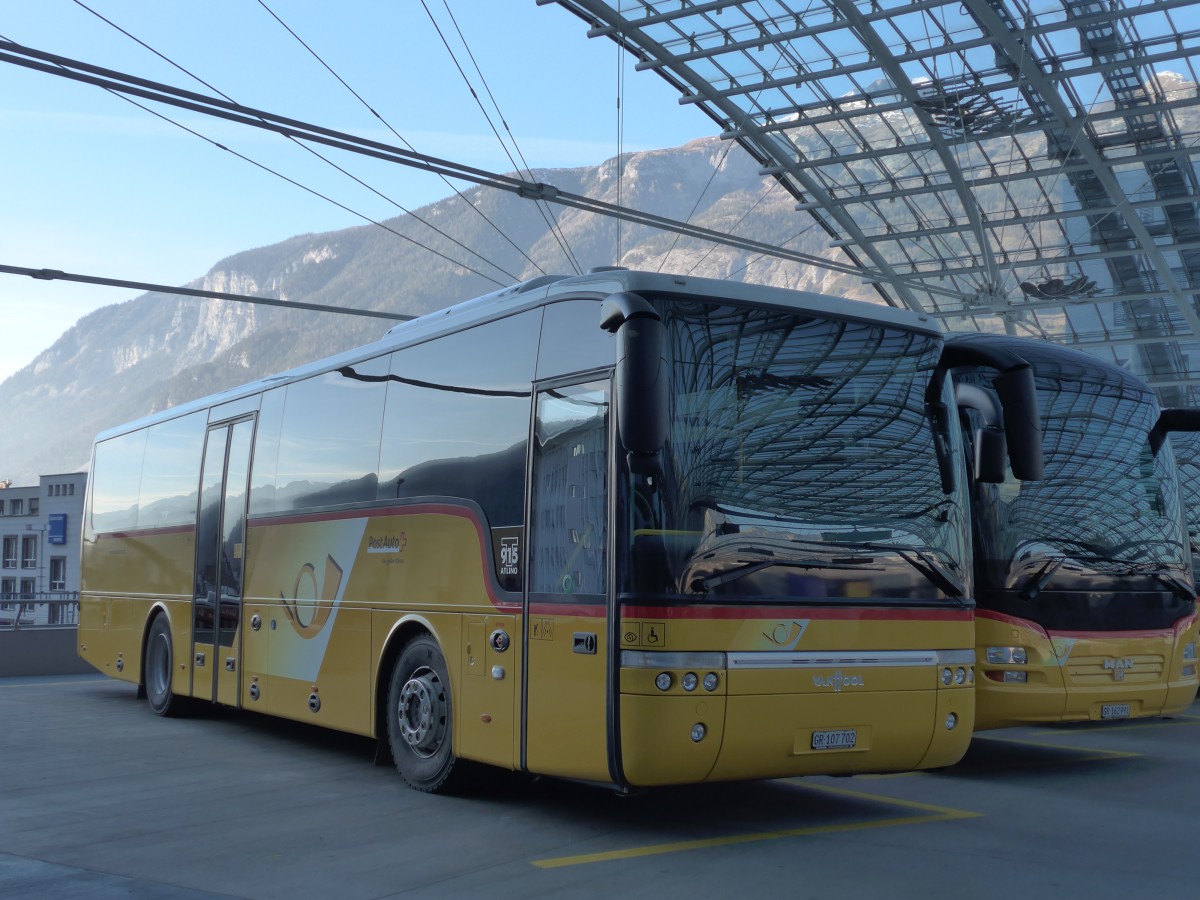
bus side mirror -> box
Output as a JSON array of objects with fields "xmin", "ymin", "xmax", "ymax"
[
  {"xmin": 600, "ymin": 292, "xmax": 668, "ymax": 468},
  {"xmin": 992, "ymin": 366, "xmax": 1044, "ymax": 481},
  {"xmin": 943, "ymin": 341, "xmax": 1044, "ymax": 483},
  {"xmin": 954, "ymin": 382, "xmax": 1007, "ymax": 483},
  {"xmin": 975, "ymin": 427, "xmax": 1008, "ymax": 483},
  {"xmin": 1150, "ymin": 407, "xmax": 1200, "ymax": 454}
]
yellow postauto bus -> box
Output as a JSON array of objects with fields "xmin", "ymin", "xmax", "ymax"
[
  {"xmin": 947, "ymin": 333, "xmax": 1200, "ymax": 729},
  {"xmin": 80, "ymin": 270, "xmax": 1034, "ymax": 793}
]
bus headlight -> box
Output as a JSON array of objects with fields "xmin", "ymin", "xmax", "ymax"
[
  {"xmin": 681, "ymin": 672, "xmax": 698, "ymax": 692},
  {"xmin": 691, "ymin": 723, "xmax": 707, "ymax": 742},
  {"xmin": 954, "ymin": 667, "xmax": 967, "ymax": 685},
  {"xmin": 941, "ymin": 667, "xmax": 953, "ymax": 686},
  {"xmin": 655, "ymin": 672, "xmax": 673, "ymax": 691},
  {"xmin": 1184, "ymin": 642, "xmax": 1197, "ymax": 662},
  {"xmin": 945, "ymin": 713, "xmax": 958, "ymax": 730},
  {"xmin": 986, "ymin": 646, "xmax": 1027, "ymax": 664},
  {"xmin": 703, "ymin": 672, "xmax": 719, "ymax": 691}
]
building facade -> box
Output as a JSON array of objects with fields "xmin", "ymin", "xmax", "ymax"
[{"xmin": 0, "ymin": 472, "xmax": 87, "ymax": 606}]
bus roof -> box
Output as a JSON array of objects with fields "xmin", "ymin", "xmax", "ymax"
[
  {"xmin": 94, "ymin": 270, "xmax": 940, "ymax": 442},
  {"xmin": 946, "ymin": 331, "xmax": 1158, "ymax": 399}
]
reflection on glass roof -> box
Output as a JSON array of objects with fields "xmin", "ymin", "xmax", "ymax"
[{"xmin": 549, "ymin": 1, "xmax": 1200, "ymax": 404}]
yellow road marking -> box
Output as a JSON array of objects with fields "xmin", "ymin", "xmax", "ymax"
[
  {"xmin": 0, "ymin": 677, "xmax": 107, "ymax": 688},
  {"xmin": 979, "ymin": 734, "xmax": 1140, "ymax": 761},
  {"xmin": 1028, "ymin": 713, "xmax": 1200, "ymax": 735},
  {"xmin": 532, "ymin": 782, "xmax": 980, "ymax": 869}
]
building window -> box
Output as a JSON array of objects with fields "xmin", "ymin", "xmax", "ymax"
[
  {"xmin": 9, "ymin": 499, "xmax": 22, "ymax": 516},
  {"xmin": 21, "ymin": 536, "xmax": 37, "ymax": 569},
  {"xmin": 1, "ymin": 537, "xmax": 15, "ymax": 569},
  {"xmin": 49, "ymin": 557, "xmax": 66, "ymax": 591},
  {"xmin": 69, "ymin": 483, "xmax": 75, "ymax": 496},
  {"xmin": 0, "ymin": 578, "xmax": 13, "ymax": 597},
  {"xmin": 19, "ymin": 578, "xmax": 34, "ymax": 599},
  {"xmin": 29, "ymin": 498, "xmax": 38, "ymax": 516}
]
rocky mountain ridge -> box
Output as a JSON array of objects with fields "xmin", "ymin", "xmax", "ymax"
[{"xmin": 3, "ymin": 136, "xmax": 870, "ymax": 485}]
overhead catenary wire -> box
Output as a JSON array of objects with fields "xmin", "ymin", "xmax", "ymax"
[
  {"xmin": 0, "ymin": 40, "xmax": 963, "ymax": 298},
  {"xmin": 616, "ymin": 25, "xmax": 625, "ymax": 265},
  {"xmin": 430, "ymin": 0, "xmax": 581, "ymax": 277},
  {"xmin": 420, "ymin": 0, "xmax": 582, "ymax": 275},
  {"xmin": 253, "ymin": 0, "xmax": 546, "ymax": 280},
  {"xmin": 119, "ymin": 89, "xmax": 511, "ymax": 286},
  {"xmin": 0, "ymin": 28, "xmax": 507, "ymax": 287},
  {"xmin": 69, "ymin": 0, "xmax": 518, "ymax": 285},
  {"xmin": 0, "ymin": 264, "xmax": 416, "ymax": 321}
]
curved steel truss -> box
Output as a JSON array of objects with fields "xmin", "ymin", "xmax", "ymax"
[{"xmin": 547, "ymin": 0, "xmax": 1200, "ymax": 404}]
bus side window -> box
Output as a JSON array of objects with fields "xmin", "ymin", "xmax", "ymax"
[
  {"xmin": 529, "ymin": 381, "xmax": 610, "ymax": 598},
  {"xmin": 272, "ymin": 358, "xmax": 390, "ymax": 511},
  {"xmin": 378, "ymin": 311, "xmax": 539, "ymax": 530}
]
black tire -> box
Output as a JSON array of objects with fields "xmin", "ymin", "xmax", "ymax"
[
  {"xmin": 386, "ymin": 634, "xmax": 470, "ymax": 793},
  {"xmin": 145, "ymin": 614, "xmax": 183, "ymax": 717}
]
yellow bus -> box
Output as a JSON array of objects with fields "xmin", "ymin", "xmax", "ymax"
[
  {"xmin": 1168, "ymin": 427, "xmax": 1200, "ymax": 705},
  {"xmin": 79, "ymin": 270, "xmax": 1036, "ymax": 792},
  {"xmin": 947, "ymin": 333, "xmax": 1200, "ymax": 729}
]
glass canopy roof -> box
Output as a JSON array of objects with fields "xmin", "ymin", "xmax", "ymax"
[{"xmin": 546, "ymin": 0, "xmax": 1200, "ymax": 406}]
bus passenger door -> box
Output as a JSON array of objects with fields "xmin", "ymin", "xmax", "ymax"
[
  {"xmin": 523, "ymin": 380, "xmax": 614, "ymax": 783},
  {"xmin": 192, "ymin": 416, "xmax": 254, "ymax": 706}
]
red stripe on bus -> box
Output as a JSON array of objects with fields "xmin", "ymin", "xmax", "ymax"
[
  {"xmin": 95, "ymin": 524, "xmax": 193, "ymax": 541},
  {"xmin": 621, "ymin": 604, "xmax": 971, "ymax": 622},
  {"xmin": 979, "ymin": 608, "xmax": 1196, "ymax": 641},
  {"xmin": 528, "ymin": 602, "xmax": 607, "ymax": 617},
  {"xmin": 976, "ymin": 609, "xmax": 1050, "ymax": 639}
]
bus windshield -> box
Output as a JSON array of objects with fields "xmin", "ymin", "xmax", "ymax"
[
  {"xmin": 965, "ymin": 358, "xmax": 1195, "ymax": 617},
  {"xmin": 624, "ymin": 299, "xmax": 970, "ymax": 603}
]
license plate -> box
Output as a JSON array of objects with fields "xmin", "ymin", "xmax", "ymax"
[
  {"xmin": 811, "ymin": 728, "xmax": 857, "ymax": 750},
  {"xmin": 1101, "ymin": 703, "xmax": 1131, "ymax": 720}
]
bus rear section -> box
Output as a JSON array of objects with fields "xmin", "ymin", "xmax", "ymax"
[{"xmin": 949, "ymin": 334, "xmax": 1200, "ymax": 730}]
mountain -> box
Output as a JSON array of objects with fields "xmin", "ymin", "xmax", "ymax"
[{"xmin": 0, "ymin": 135, "xmax": 881, "ymax": 485}]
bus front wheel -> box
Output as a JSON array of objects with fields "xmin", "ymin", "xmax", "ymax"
[
  {"xmin": 145, "ymin": 614, "xmax": 182, "ymax": 717},
  {"xmin": 386, "ymin": 635, "xmax": 468, "ymax": 793}
]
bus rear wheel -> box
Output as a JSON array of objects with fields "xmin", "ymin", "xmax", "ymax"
[
  {"xmin": 145, "ymin": 614, "xmax": 182, "ymax": 717},
  {"xmin": 386, "ymin": 635, "xmax": 469, "ymax": 793}
]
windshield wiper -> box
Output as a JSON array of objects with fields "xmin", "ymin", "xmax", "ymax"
[
  {"xmin": 692, "ymin": 557, "xmax": 868, "ymax": 593},
  {"xmin": 1014, "ymin": 546, "xmax": 1196, "ymax": 603},
  {"xmin": 1020, "ymin": 556, "xmax": 1065, "ymax": 600},
  {"xmin": 842, "ymin": 541, "xmax": 965, "ymax": 599},
  {"xmin": 1106, "ymin": 561, "xmax": 1197, "ymax": 603},
  {"xmin": 889, "ymin": 547, "xmax": 967, "ymax": 600}
]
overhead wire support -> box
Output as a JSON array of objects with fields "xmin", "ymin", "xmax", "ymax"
[
  {"xmin": 0, "ymin": 40, "xmax": 961, "ymax": 298},
  {"xmin": 252, "ymin": 0, "xmax": 544, "ymax": 279},
  {"xmin": 421, "ymin": 0, "xmax": 582, "ymax": 275},
  {"xmin": 0, "ymin": 264, "xmax": 416, "ymax": 321},
  {"xmin": 64, "ymin": 0, "xmax": 518, "ymax": 286}
]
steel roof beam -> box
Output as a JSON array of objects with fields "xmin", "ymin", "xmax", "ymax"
[
  {"xmin": 553, "ymin": 0, "xmax": 932, "ymax": 311},
  {"xmin": 962, "ymin": 0, "xmax": 1200, "ymax": 345}
]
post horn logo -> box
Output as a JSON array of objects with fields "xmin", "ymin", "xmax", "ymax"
[{"xmin": 281, "ymin": 554, "xmax": 343, "ymax": 639}]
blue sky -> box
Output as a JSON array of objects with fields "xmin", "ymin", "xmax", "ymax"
[{"xmin": 0, "ymin": 1, "xmax": 711, "ymax": 381}]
